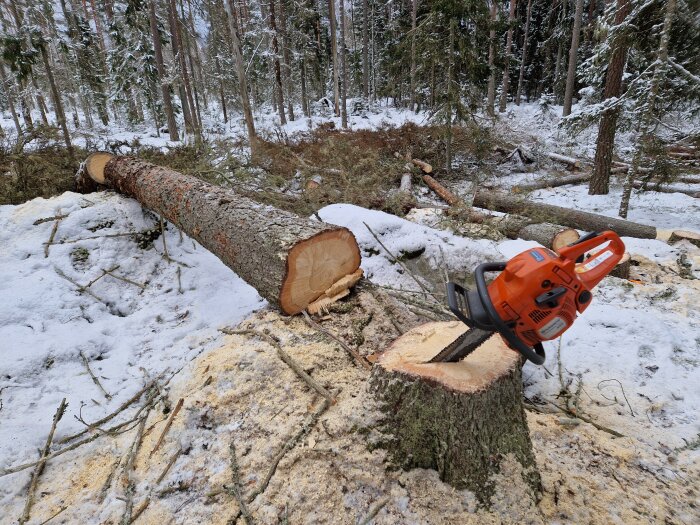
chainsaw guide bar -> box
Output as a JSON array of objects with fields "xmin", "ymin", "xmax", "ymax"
[{"xmin": 427, "ymin": 328, "xmax": 493, "ymax": 363}]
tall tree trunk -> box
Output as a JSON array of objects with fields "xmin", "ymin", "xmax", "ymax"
[
  {"xmin": 40, "ymin": 43, "xmax": 73, "ymax": 157},
  {"xmin": 499, "ymin": 0, "xmax": 517, "ymax": 113},
  {"xmin": 362, "ymin": 0, "xmax": 369, "ymax": 99},
  {"xmin": 338, "ymin": 0, "xmax": 348, "ymax": 128},
  {"xmin": 589, "ymin": 0, "xmax": 631, "ymax": 195},
  {"xmin": 409, "ymin": 0, "xmax": 418, "ymax": 111},
  {"xmin": 515, "ymin": 0, "xmax": 532, "ymax": 106},
  {"xmin": 486, "ymin": 1, "xmax": 498, "ymax": 115},
  {"xmin": 278, "ymin": 0, "xmax": 294, "ymax": 121},
  {"xmin": 445, "ymin": 18, "xmax": 455, "ymax": 174},
  {"xmin": 553, "ymin": 0, "xmax": 568, "ymax": 102},
  {"xmin": 0, "ymin": 64, "xmax": 22, "ymax": 137},
  {"xmin": 215, "ymin": 56, "xmax": 228, "ymax": 124},
  {"xmin": 563, "ymin": 0, "xmax": 584, "ymax": 116},
  {"xmin": 300, "ymin": 57, "xmax": 309, "ymax": 118},
  {"xmin": 268, "ymin": 0, "xmax": 287, "ymax": 125},
  {"xmin": 329, "ymin": 0, "xmax": 340, "ymax": 115},
  {"xmin": 619, "ymin": 0, "xmax": 676, "ymax": 218},
  {"xmin": 168, "ymin": 0, "xmax": 197, "ymax": 134},
  {"xmin": 149, "ymin": 0, "xmax": 179, "ymax": 141},
  {"xmin": 31, "ymin": 74, "xmax": 50, "ymax": 125},
  {"xmin": 225, "ymin": 0, "xmax": 257, "ymax": 146}
]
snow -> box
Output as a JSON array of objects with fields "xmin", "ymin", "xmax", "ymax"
[{"xmin": 0, "ymin": 191, "xmax": 264, "ymax": 499}]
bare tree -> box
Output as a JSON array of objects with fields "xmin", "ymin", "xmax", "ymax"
[
  {"xmin": 499, "ymin": 0, "xmax": 518, "ymax": 113},
  {"xmin": 278, "ymin": 0, "xmax": 294, "ymax": 121},
  {"xmin": 338, "ymin": 0, "xmax": 348, "ymax": 127},
  {"xmin": 486, "ymin": 1, "xmax": 499, "ymax": 115},
  {"xmin": 149, "ymin": 0, "xmax": 179, "ymax": 141},
  {"xmin": 589, "ymin": 0, "xmax": 632, "ymax": 195},
  {"xmin": 409, "ymin": 0, "xmax": 418, "ymax": 111},
  {"xmin": 329, "ymin": 0, "xmax": 340, "ymax": 115},
  {"xmin": 268, "ymin": 0, "xmax": 287, "ymax": 125},
  {"xmin": 515, "ymin": 0, "xmax": 533, "ymax": 105},
  {"xmin": 563, "ymin": 0, "xmax": 584, "ymax": 116},
  {"xmin": 39, "ymin": 41, "xmax": 73, "ymax": 157},
  {"xmin": 362, "ymin": 0, "xmax": 369, "ymax": 99}
]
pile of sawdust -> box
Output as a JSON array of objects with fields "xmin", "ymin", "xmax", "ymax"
[{"xmin": 1, "ymin": 308, "xmax": 697, "ymax": 524}]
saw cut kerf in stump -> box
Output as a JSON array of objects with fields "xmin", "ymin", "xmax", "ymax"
[
  {"xmin": 372, "ymin": 321, "xmax": 541, "ymax": 503},
  {"xmin": 82, "ymin": 153, "xmax": 361, "ymax": 314}
]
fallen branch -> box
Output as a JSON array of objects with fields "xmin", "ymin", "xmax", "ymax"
[
  {"xmin": 37, "ymin": 506, "xmax": 67, "ymax": 525},
  {"xmin": 301, "ymin": 312, "xmax": 372, "ymax": 371},
  {"xmin": 129, "ymin": 498, "xmax": 150, "ymax": 524},
  {"xmin": 358, "ymin": 496, "xmax": 390, "ymax": 525},
  {"xmin": 411, "ymin": 159, "xmax": 433, "ymax": 173},
  {"xmin": 228, "ymin": 441, "xmax": 254, "ymax": 525},
  {"xmin": 121, "ymin": 415, "xmax": 148, "ymax": 525},
  {"xmin": 44, "ymin": 214, "xmax": 62, "ymax": 258},
  {"xmin": 421, "ymin": 175, "xmax": 489, "ymax": 222},
  {"xmin": 156, "ymin": 447, "xmax": 182, "ymax": 484},
  {"xmin": 80, "ymin": 351, "xmax": 112, "ymax": 400},
  {"xmin": 34, "ymin": 214, "xmax": 68, "ymax": 226},
  {"xmin": 150, "ymin": 398, "xmax": 184, "ymax": 457},
  {"xmin": 222, "ymin": 327, "xmax": 336, "ymax": 401},
  {"xmin": 545, "ymin": 152, "xmax": 582, "ymax": 169},
  {"xmin": 19, "ymin": 398, "xmax": 67, "ymax": 525},
  {"xmin": 543, "ymin": 399, "xmax": 624, "ymax": 437},
  {"xmin": 54, "ymin": 267, "xmax": 112, "ymax": 310}
]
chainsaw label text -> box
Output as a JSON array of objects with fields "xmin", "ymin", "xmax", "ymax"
[
  {"xmin": 538, "ymin": 316, "xmax": 568, "ymax": 339},
  {"xmin": 576, "ymin": 250, "xmax": 613, "ymax": 273}
]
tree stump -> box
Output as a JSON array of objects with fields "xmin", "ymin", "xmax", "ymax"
[{"xmin": 372, "ymin": 321, "xmax": 540, "ymax": 503}]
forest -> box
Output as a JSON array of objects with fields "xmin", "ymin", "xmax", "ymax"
[{"xmin": 0, "ymin": 0, "xmax": 699, "ymax": 524}]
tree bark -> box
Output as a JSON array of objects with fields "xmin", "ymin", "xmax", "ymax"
[
  {"xmin": 563, "ymin": 0, "xmax": 584, "ymax": 116},
  {"xmin": 268, "ymin": 0, "xmax": 287, "ymax": 125},
  {"xmin": 472, "ymin": 189, "xmax": 657, "ymax": 239},
  {"xmin": 225, "ymin": 0, "xmax": 257, "ymax": 147},
  {"xmin": 619, "ymin": 0, "xmax": 676, "ymax": 218},
  {"xmin": 80, "ymin": 154, "xmax": 362, "ymax": 315},
  {"xmin": 372, "ymin": 322, "xmax": 540, "ymax": 503},
  {"xmin": 486, "ymin": 1, "xmax": 498, "ymax": 115},
  {"xmin": 278, "ymin": 0, "xmax": 295, "ymax": 121},
  {"xmin": 329, "ymin": 0, "xmax": 340, "ymax": 115},
  {"xmin": 589, "ymin": 0, "xmax": 631, "ymax": 195},
  {"xmin": 149, "ymin": 0, "xmax": 179, "ymax": 141},
  {"xmin": 168, "ymin": 0, "xmax": 197, "ymax": 134},
  {"xmin": 361, "ymin": 0, "xmax": 369, "ymax": 99},
  {"xmin": 515, "ymin": 0, "xmax": 533, "ymax": 106},
  {"xmin": 499, "ymin": 0, "xmax": 518, "ymax": 113},
  {"xmin": 409, "ymin": 0, "xmax": 418, "ymax": 111},
  {"xmin": 338, "ymin": 0, "xmax": 349, "ymax": 128}
]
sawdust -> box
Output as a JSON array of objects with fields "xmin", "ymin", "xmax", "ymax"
[{"xmin": 1, "ymin": 308, "xmax": 698, "ymax": 524}]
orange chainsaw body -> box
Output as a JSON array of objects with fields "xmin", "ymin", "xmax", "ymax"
[{"xmin": 487, "ymin": 231, "xmax": 626, "ymax": 347}]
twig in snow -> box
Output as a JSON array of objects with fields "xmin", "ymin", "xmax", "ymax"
[
  {"xmin": 543, "ymin": 399, "xmax": 624, "ymax": 438},
  {"xmin": 18, "ymin": 398, "xmax": 67, "ymax": 524},
  {"xmin": 598, "ymin": 378, "xmax": 636, "ymax": 417},
  {"xmin": 150, "ymin": 398, "xmax": 184, "ymax": 457},
  {"xmin": 121, "ymin": 414, "xmax": 149, "ymax": 525},
  {"xmin": 53, "ymin": 232, "xmax": 135, "ymax": 244},
  {"xmin": 159, "ymin": 218, "xmax": 173, "ymax": 263},
  {"xmin": 80, "ymin": 351, "xmax": 112, "ymax": 400},
  {"xmin": 228, "ymin": 441, "xmax": 255, "ymax": 525},
  {"xmin": 176, "ymin": 266, "xmax": 183, "ymax": 294},
  {"xmin": 37, "ymin": 506, "xmax": 67, "ymax": 525},
  {"xmin": 54, "ymin": 267, "xmax": 113, "ymax": 310},
  {"xmin": 33, "ymin": 214, "xmax": 68, "ymax": 226},
  {"xmin": 59, "ymin": 382, "xmax": 154, "ymax": 443},
  {"xmin": 156, "ymin": 447, "xmax": 182, "ymax": 484},
  {"xmin": 43, "ymin": 214, "xmax": 62, "ymax": 257},
  {"xmin": 129, "ymin": 497, "xmax": 150, "ymax": 523},
  {"xmin": 99, "ymin": 456, "xmax": 122, "ymax": 503},
  {"xmin": 358, "ymin": 496, "xmax": 390, "ymax": 525},
  {"xmin": 103, "ymin": 268, "xmax": 147, "ymax": 290},
  {"xmin": 301, "ymin": 312, "xmax": 372, "ymax": 371},
  {"xmin": 221, "ymin": 328, "xmax": 335, "ymax": 402},
  {"xmin": 363, "ymin": 222, "xmax": 439, "ymax": 304}
]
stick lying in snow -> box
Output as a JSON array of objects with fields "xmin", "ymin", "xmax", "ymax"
[
  {"xmin": 78, "ymin": 153, "xmax": 362, "ymax": 315},
  {"xmin": 44, "ymin": 214, "xmax": 62, "ymax": 258},
  {"xmin": 149, "ymin": 398, "xmax": 184, "ymax": 457},
  {"xmin": 301, "ymin": 312, "xmax": 372, "ymax": 371},
  {"xmin": 80, "ymin": 351, "xmax": 112, "ymax": 400},
  {"xmin": 19, "ymin": 399, "xmax": 67, "ymax": 525},
  {"xmin": 228, "ymin": 441, "xmax": 254, "ymax": 525},
  {"xmin": 358, "ymin": 497, "xmax": 391, "ymax": 525}
]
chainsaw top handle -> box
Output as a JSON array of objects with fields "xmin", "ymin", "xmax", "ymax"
[
  {"xmin": 557, "ymin": 230, "xmax": 625, "ymax": 289},
  {"xmin": 475, "ymin": 262, "xmax": 546, "ymax": 365}
]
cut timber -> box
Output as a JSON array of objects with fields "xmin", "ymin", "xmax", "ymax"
[
  {"xmin": 473, "ymin": 190, "xmax": 657, "ymax": 239},
  {"xmin": 610, "ymin": 252, "xmax": 631, "ymax": 279},
  {"xmin": 422, "ymin": 175, "xmax": 488, "ymax": 223},
  {"xmin": 632, "ymin": 181, "xmax": 700, "ymax": 198},
  {"xmin": 411, "ymin": 159, "xmax": 433, "ymax": 173},
  {"xmin": 514, "ymin": 172, "xmax": 590, "ymax": 191},
  {"xmin": 372, "ymin": 321, "xmax": 540, "ymax": 503},
  {"xmin": 485, "ymin": 214, "xmax": 579, "ymax": 251},
  {"xmin": 306, "ymin": 175, "xmax": 323, "ymax": 191},
  {"xmin": 75, "ymin": 151, "xmax": 113, "ymax": 193},
  {"xmin": 545, "ymin": 152, "xmax": 582, "ymax": 169},
  {"xmin": 81, "ymin": 153, "xmax": 361, "ymax": 314},
  {"xmin": 668, "ymin": 230, "xmax": 700, "ymax": 248}
]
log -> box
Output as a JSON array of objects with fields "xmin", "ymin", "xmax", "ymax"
[
  {"xmin": 513, "ymin": 172, "xmax": 590, "ymax": 191},
  {"xmin": 632, "ymin": 181, "xmax": 700, "ymax": 198},
  {"xmin": 610, "ymin": 252, "xmax": 631, "ymax": 279},
  {"xmin": 75, "ymin": 151, "xmax": 113, "ymax": 193},
  {"xmin": 545, "ymin": 152, "xmax": 582, "ymax": 170},
  {"xmin": 486, "ymin": 214, "xmax": 579, "ymax": 250},
  {"xmin": 305, "ymin": 175, "xmax": 323, "ymax": 190},
  {"xmin": 399, "ymin": 172, "xmax": 412, "ymax": 193},
  {"xmin": 411, "ymin": 158, "xmax": 433, "ymax": 173},
  {"xmin": 81, "ymin": 153, "xmax": 362, "ymax": 314},
  {"xmin": 422, "ymin": 175, "xmax": 489, "ymax": 223},
  {"xmin": 668, "ymin": 230, "xmax": 700, "ymax": 248},
  {"xmin": 473, "ymin": 189, "xmax": 658, "ymax": 239},
  {"xmin": 372, "ymin": 321, "xmax": 540, "ymax": 503}
]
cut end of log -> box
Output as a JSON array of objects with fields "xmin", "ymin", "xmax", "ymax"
[
  {"xmin": 377, "ymin": 321, "xmax": 521, "ymax": 394},
  {"xmin": 84, "ymin": 152, "xmax": 115, "ymax": 184},
  {"xmin": 411, "ymin": 159, "xmax": 433, "ymax": 174},
  {"xmin": 667, "ymin": 229, "xmax": 700, "ymax": 248},
  {"xmin": 280, "ymin": 229, "xmax": 362, "ymax": 315},
  {"xmin": 552, "ymin": 228, "xmax": 580, "ymax": 252}
]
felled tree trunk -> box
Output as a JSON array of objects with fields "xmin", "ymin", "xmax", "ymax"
[
  {"xmin": 473, "ymin": 189, "xmax": 657, "ymax": 239},
  {"xmin": 488, "ymin": 215, "xmax": 579, "ymax": 251},
  {"xmin": 372, "ymin": 321, "xmax": 541, "ymax": 503},
  {"xmin": 78, "ymin": 154, "xmax": 361, "ymax": 314}
]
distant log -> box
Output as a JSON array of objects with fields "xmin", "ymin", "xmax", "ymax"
[
  {"xmin": 411, "ymin": 159, "xmax": 433, "ymax": 173},
  {"xmin": 422, "ymin": 175, "xmax": 489, "ymax": 223},
  {"xmin": 668, "ymin": 230, "xmax": 700, "ymax": 248},
  {"xmin": 372, "ymin": 321, "xmax": 540, "ymax": 503},
  {"xmin": 514, "ymin": 172, "xmax": 590, "ymax": 191},
  {"xmin": 486, "ymin": 214, "xmax": 579, "ymax": 250},
  {"xmin": 399, "ymin": 173, "xmax": 412, "ymax": 193},
  {"xmin": 632, "ymin": 181, "xmax": 700, "ymax": 198},
  {"xmin": 545, "ymin": 152, "xmax": 582, "ymax": 169},
  {"xmin": 79, "ymin": 153, "xmax": 362, "ymax": 314},
  {"xmin": 473, "ymin": 190, "xmax": 658, "ymax": 239}
]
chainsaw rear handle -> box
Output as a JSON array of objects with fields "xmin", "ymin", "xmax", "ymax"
[
  {"xmin": 557, "ymin": 230, "xmax": 625, "ymax": 289},
  {"xmin": 475, "ymin": 262, "xmax": 546, "ymax": 365}
]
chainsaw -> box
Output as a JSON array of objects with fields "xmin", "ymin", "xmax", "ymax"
[{"xmin": 429, "ymin": 230, "xmax": 626, "ymax": 365}]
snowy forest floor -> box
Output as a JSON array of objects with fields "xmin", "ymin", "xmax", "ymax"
[{"xmin": 1, "ymin": 103, "xmax": 699, "ymax": 524}]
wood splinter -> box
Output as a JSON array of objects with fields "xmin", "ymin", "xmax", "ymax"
[{"xmin": 306, "ymin": 268, "xmax": 364, "ymax": 315}]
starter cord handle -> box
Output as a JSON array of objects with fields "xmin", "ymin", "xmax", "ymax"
[{"xmin": 475, "ymin": 262, "xmax": 546, "ymax": 365}]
